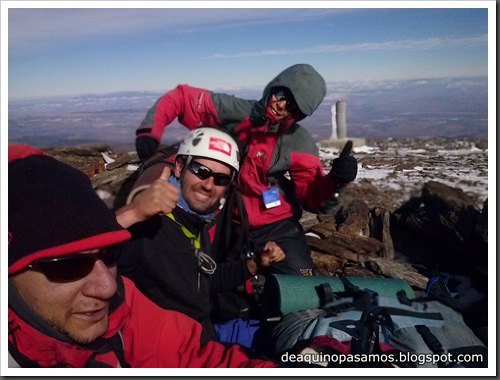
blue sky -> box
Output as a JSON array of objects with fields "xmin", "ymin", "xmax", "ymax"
[{"xmin": 3, "ymin": 2, "xmax": 492, "ymax": 99}]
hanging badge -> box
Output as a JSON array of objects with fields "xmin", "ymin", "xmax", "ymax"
[{"xmin": 262, "ymin": 187, "xmax": 281, "ymax": 209}]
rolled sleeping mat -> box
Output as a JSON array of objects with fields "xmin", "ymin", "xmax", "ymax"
[{"xmin": 261, "ymin": 274, "xmax": 415, "ymax": 319}]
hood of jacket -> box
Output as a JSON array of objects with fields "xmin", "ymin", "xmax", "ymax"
[
  {"xmin": 249, "ymin": 64, "xmax": 326, "ymax": 126},
  {"xmin": 263, "ymin": 63, "xmax": 326, "ymax": 119}
]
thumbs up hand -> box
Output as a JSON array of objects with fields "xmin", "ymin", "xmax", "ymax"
[
  {"xmin": 136, "ymin": 166, "xmax": 179, "ymax": 217},
  {"xmin": 329, "ymin": 141, "xmax": 358, "ymax": 183},
  {"xmin": 117, "ymin": 166, "xmax": 179, "ymax": 227}
]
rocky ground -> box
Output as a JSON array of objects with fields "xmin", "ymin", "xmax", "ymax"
[{"xmin": 318, "ymin": 137, "xmax": 488, "ymax": 212}]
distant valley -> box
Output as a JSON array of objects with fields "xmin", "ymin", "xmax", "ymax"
[{"xmin": 8, "ymin": 76, "xmax": 488, "ymax": 152}]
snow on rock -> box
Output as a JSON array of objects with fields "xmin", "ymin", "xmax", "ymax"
[{"xmin": 319, "ymin": 137, "xmax": 488, "ymax": 211}]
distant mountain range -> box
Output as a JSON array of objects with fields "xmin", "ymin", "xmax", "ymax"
[{"xmin": 8, "ymin": 76, "xmax": 488, "ymax": 152}]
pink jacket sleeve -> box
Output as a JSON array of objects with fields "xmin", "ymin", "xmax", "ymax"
[{"xmin": 136, "ymin": 85, "xmax": 221, "ymax": 142}]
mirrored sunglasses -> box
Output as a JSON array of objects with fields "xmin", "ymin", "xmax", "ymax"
[
  {"xmin": 27, "ymin": 248, "xmax": 118, "ymax": 283},
  {"xmin": 273, "ymin": 89, "xmax": 298, "ymax": 112},
  {"xmin": 188, "ymin": 161, "xmax": 232, "ymax": 186}
]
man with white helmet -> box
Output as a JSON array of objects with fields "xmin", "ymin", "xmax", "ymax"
[
  {"xmin": 173, "ymin": 127, "xmax": 239, "ymax": 214},
  {"xmin": 116, "ymin": 127, "xmax": 284, "ymax": 345}
]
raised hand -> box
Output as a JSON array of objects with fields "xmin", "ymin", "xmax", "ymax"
[
  {"xmin": 329, "ymin": 140, "xmax": 358, "ymax": 183},
  {"xmin": 135, "ymin": 166, "xmax": 178, "ymax": 217},
  {"xmin": 116, "ymin": 166, "xmax": 179, "ymax": 228}
]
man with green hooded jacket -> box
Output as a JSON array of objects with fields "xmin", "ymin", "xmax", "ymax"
[{"xmin": 134, "ymin": 63, "xmax": 358, "ymax": 276}]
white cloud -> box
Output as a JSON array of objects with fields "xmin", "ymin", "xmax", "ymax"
[
  {"xmin": 8, "ymin": 8, "xmax": 349, "ymax": 49},
  {"xmin": 207, "ymin": 34, "xmax": 488, "ymax": 59}
]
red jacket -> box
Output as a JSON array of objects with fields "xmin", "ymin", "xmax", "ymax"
[
  {"xmin": 234, "ymin": 119, "xmax": 336, "ymax": 227},
  {"xmin": 8, "ymin": 276, "xmax": 276, "ymax": 368},
  {"xmin": 136, "ymin": 66, "xmax": 339, "ymax": 228}
]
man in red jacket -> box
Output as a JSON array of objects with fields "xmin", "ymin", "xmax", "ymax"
[
  {"xmin": 134, "ymin": 64, "xmax": 358, "ymax": 276},
  {"xmin": 7, "ymin": 144, "xmax": 277, "ymax": 369}
]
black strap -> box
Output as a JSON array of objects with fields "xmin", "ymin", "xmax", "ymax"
[
  {"xmin": 335, "ymin": 278, "xmax": 379, "ymax": 306},
  {"xmin": 415, "ymin": 327, "xmax": 488, "ymax": 368},
  {"xmin": 396, "ymin": 290, "xmax": 413, "ymax": 306},
  {"xmin": 108, "ymin": 332, "xmax": 130, "ymax": 368},
  {"xmin": 316, "ymin": 283, "xmax": 334, "ymax": 306},
  {"xmin": 213, "ymin": 181, "xmax": 251, "ymax": 260},
  {"xmin": 323, "ymin": 301, "xmax": 355, "ymax": 317},
  {"xmin": 415, "ymin": 325, "xmax": 450, "ymax": 368},
  {"xmin": 322, "ymin": 294, "xmax": 380, "ymax": 317},
  {"xmin": 320, "ymin": 280, "xmax": 379, "ymax": 316},
  {"xmin": 339, "ymin": 277, "xmax": 361, "ymax": 293},
  {"xmin": 416, "ymin": 325, "xmax": 445, "ymax": 354},
  {"xmin": 139, "ymin": 142, "xmax": 180, "ymax": 174},
  {"xmin": 383, "ymin": 307, "xmax": 444, "ymax": 321},
  {"xmin": 329, "ymin": 306, "xmax": 395, "ymax": 358}
]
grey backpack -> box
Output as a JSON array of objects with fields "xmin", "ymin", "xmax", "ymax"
[{"xmin": 266, "ymin": 278, "xmax": 487, "ymax": 368}]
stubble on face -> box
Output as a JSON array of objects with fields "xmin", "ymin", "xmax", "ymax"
[{"xmin": 39, "ymin": 307, "xmax": 110, "ymax": 345}]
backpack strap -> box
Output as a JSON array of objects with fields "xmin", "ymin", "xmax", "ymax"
[
  {"xmin": 382, "ymin": 307, "xmax": 444, "ymax": 321},
  {"xmin": 329, "ymin": 306, "xmax": 395, "ymax": 356},
  {"xmin": 316, "ymin": 283, "xmax": 334, "ymax": 306},
  {"xmin": 339, "ymin": 277, "xmax": 361, "ymax": 293},
  {"xmin": 415, "ymin": 326, "xmax": 488, "ymax": 368},
  {"xmin": 139, "ymin": 143, "xmax": 179, "ymax": 175},
  {"xmin": 415, "ymin": 325, "xmax": 444, "ymax": 355},
  {"xmin": 320, "ymin": 279, "xmax": 380, "ymax": 316}
]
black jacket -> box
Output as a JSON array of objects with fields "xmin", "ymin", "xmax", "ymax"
[{"xmin": 117, "ymin": 206, "xmax": 252, "ymax": 343}]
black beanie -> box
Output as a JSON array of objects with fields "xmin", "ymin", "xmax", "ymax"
[{"xmin": 8, "ymin": 148, "xmax": 131, "ymax": 276}]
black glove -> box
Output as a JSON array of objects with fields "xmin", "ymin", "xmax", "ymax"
[
  {"xmin": 136, "ymin": 136, "xmax": 159, "ymax": 162},
  {"xmin": 329, "ymin": 140, "xmax": 358, "ymax": 183}
]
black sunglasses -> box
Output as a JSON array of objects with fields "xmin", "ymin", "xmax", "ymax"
[
  {"xmin": 187, "ymin": 161, "xmax": 232, "ymax": 186},
  {"xmin": 27, "ymin": 248, "xmax": 118, "ymax": 283},
  {"xmin": 273, "ymin": 89, "xmax": 298, "ymax": 112}
]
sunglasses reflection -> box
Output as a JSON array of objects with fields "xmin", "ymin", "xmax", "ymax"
[
  {"xmin": 188, "ymin": 161, "xmax": 232, "ymax": 186},
  {"xmin": 27, "ymin": 247, "xmax": 119, "ymax": 283}
]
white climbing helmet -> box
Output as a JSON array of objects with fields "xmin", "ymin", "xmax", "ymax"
[{"xmin": 177, "ymin": 127, "xmax": 240, "ymax": 172}]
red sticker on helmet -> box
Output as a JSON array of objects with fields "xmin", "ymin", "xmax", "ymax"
[{"xmin": 209, "ymin": 137, "xmax": 232, "ymax": 156}]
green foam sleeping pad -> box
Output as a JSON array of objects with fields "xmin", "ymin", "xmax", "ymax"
[{"xmin": 261, "ymin": 274, "xmax": 415, "ymax": 319}]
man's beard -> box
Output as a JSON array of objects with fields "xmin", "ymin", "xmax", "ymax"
[
  {"xmin": 42, "ymin": 314, "xmax": 107, "ymax": 346},
  {"xmin": 190, "ymin": 200, "xmax": 220, "ymax": 215}
]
